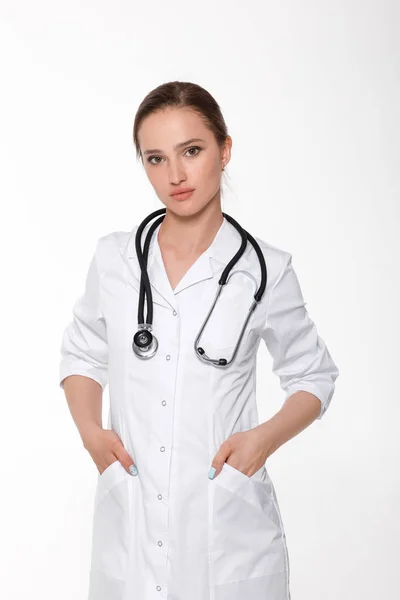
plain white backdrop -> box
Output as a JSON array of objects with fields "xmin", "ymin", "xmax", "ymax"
[{"xmin": 0, "ymin": 1, "xmax": 399, "ymax": 598}]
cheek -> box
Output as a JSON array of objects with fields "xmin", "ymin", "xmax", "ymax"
[
  {"xmin": 147, "ymin": 171, "xmax": 164, "ymax": 194},
  {"xmin": 204, "ymin": 155, "xmax": 222, "ymax": 181},
  {"xmin": 191, "ymin": 159, "xmax": 222, "ymax": 200},
  {"xmin": 142, "ymin": 162, "xmax": 167, "ymax": 191}
]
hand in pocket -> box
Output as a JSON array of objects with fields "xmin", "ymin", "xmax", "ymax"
[{"xmin": 83, "ymin": 426, "xmax": 138, "ymax": 476}]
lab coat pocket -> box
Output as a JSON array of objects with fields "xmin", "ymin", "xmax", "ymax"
[
  {"xmin": 90, "ymin": 459, "xmax": 133, "ymax": 582},
  {"xmin": 211, "ymin": 461, "xmax": 288, "ymax": 587},
  {"xmin": 209, "ymin": 309, "xmax": 264, "ymax": 365},
  {"xmin": 203, "ymin": 271, "xmax": 264, "ymax": 352}
]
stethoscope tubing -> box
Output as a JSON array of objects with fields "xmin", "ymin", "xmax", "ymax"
[{"xmin": 133, "ymin": 208, "xmax": 267, "ymax": 366}]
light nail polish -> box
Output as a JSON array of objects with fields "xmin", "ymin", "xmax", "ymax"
[
  {"xmin": 208, "ymin": 466, "xmax": 216, "ymax": 480},
  {"xmin": 129, "ymin": 465, "xmax": 138, "ymax": 476}
]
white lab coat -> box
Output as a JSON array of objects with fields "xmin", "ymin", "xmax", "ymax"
[{"xmin": 59, "ymin": 216, "xmax": 339, "ymax": 600}]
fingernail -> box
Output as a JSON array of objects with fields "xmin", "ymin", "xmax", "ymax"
[
  {"xmin": 208, "ymin": 466, "xmax": 216, "ymax": 480},
  {"xmin": 129, "ymin": 465, "xmax": 138, "ymax": 476}
]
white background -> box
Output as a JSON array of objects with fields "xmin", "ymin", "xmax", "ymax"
[{"xmin": 0, "ymin": 1, "xmax": 399, "ymax": 598}]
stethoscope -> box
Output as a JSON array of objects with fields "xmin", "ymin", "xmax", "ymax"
[{"xmin": 132, "ymin": 208, "xmax": 267, "ymax": 367}]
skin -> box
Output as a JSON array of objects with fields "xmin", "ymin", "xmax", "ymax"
[
  {"xmin": 138, "ymin": 106, "xmax": 232, "ymax": 290},
  {"xmin": 68, "ymin": 106, "xmax": 321, "ymax": 479}
]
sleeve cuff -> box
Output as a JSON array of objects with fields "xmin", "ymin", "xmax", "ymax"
[
  {"xmin": 59, "ymin": 364, "xmax": 108, "ymax": 391},
  {"xmin": 284, "ymin": 381, "xmax": 336, "ymax": 420}
]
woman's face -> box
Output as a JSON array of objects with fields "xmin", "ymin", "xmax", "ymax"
[{"xmin": 137, "ymin": 107, "xmax": 231, "ymax": 217}]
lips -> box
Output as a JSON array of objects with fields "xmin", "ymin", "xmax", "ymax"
[
  {"xmin": 170, "ymin": 188, "xmax": 195, "ymax": 196},
  {"xmin": 170, "ymin": 189, "xmax": 195, "ymax": 201}
]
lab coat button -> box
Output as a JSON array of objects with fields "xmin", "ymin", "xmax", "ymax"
[
  {"xmin": 160, "ymin": 446, "xmax": 165, "ymax": 452},
  {"xmin": 172, "ymin": 310, "xmax": 177, "ymax": 316},
  {"xmin": 156, "ymin": 585, "xmax": 161, "ymax": 591},
  {"xmin": 161, "ymin": 400, "xmax": 166, "ymax": 406},
  {"xmin": 158, "ymin": 540, "xmax": 163, "ymax": 546},
  {"xmin": 157, "ymin": 494, "xmax": 162, "ymax": 500},
  {"xmin": 166, "ymin": 354, "xmax": 171, "ymax": 360}
]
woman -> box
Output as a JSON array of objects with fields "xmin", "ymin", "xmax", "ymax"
[{"xmin": 59, "ymin": 81, "xmax": 339, "ymax": 600}]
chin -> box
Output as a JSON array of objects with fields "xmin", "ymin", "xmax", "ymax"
[{"xmin": 163, "ymin": 199, "xmax": 203, "ymax": 217}]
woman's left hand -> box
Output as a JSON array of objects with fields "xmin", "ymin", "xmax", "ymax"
[{"xmin": 208, "ymin": 429, "xmax": 270, "ymax": 480}]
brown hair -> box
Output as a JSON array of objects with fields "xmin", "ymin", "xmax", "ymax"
[{"xmin": 132, "ymin": 81, "xmax": 230, "ymax": 191}]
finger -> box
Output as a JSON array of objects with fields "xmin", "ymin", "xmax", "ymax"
[
  {"xmin": 209, "ymin": 445, "xmax": 232, "ymax": 479},
  {"xmin": 115, "ymin": 446, "xmax": 138, "ymax": 476},
  {"xmin": 128, "ymin": 463, "xmax": 138, "ymax": 476}
]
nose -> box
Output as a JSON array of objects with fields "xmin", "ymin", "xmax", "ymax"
[{"xmin": 168, "ymin": 159, "xmax": 186, "ymax": 185}]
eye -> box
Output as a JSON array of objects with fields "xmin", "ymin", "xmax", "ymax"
[
  {"xmin": 147, "ymin": 155, "xmax": 163, "ymax": 165},
  {"xmin": 146, "ymin": 146, "xmax": 202, "ymax": 166},
  {"xmin": 185, "ymin": 146, "xmax": 202, "ymax": 157}
]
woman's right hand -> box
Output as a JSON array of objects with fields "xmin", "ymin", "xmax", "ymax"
[{"xmin": 82, "ymin": 426, "xmax": 138, "ymax": 476}]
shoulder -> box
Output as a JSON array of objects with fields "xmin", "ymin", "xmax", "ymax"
[
  {"xmin": 248, "ymin": 232, "xmax": 292, "ymax": 290},
  {"xmin": 94, "ymin": 229, "xmax": 134, "ymax": 271},
  {"xmin": 97, "ymin": 229, "xmax": 133, "ymax": 250}
]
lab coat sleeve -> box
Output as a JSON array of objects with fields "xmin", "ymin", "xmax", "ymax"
[
  {"xmin": 260, "ymin": 252, "xmax": 339, "ymax": 419},
  {"xmin": 59, "ymin": 243, "xmax": 108, "ymax": 391}
]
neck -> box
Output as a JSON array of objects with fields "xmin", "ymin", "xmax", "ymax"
[{"xmin": 158, "ymin": 200, "xmax": 224, "ymax": 255}]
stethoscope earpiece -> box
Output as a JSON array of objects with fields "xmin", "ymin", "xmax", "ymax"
[
  {"xmin": 196, "ymin": 346, "xmax": 228, "ymax": 367},
  {"xmin": 131, "ymin": 209, "xmax": 267, "ymax": 367}
]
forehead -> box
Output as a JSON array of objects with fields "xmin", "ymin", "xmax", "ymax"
[{"xmin": 138, "ymin": 107, "xmax": 212, "ymax": 150}]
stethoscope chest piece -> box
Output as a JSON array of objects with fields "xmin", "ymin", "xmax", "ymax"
[{"xmin": 132, "ymin": 326, "xmax": 158, "ymax": 359}]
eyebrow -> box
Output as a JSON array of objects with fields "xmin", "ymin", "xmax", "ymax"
[{"xmin": 143, "ymin": 138, "xmax": 206, "ymax": 156}]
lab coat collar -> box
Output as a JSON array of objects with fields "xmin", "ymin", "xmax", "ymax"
[{"xmin": 123, "ymin": 215, "xmax": 251, "ymax": 313}]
